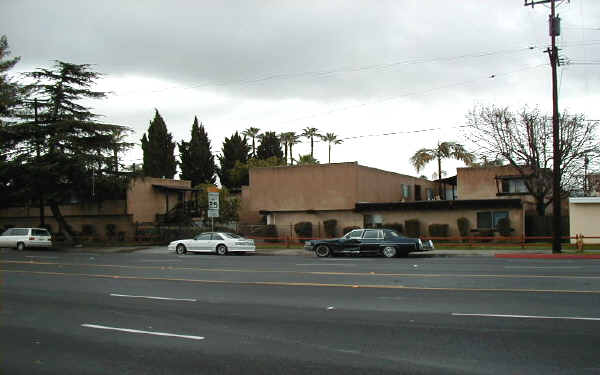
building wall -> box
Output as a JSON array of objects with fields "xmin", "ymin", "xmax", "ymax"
[
  {"xmin": 569, "ymin": 198, "xmax": 600, "ymax": 244},
  {"xmin": 457, "ymin": 166, "xmax": 518, "ymax": 199},
  {"xmin": 127, "ymin": 177, "xmax": 192, "ymax": 223},
  {"xmin": 0, "ymin": 200, "xmax": 135, "ymax": 240},
  {"xmin": 245, "ymin": 162, "xmax": 435, "ymax": 216},
  {"xmin": 265, "ymin": 206, "xmax": 524, "ymax": 239}
]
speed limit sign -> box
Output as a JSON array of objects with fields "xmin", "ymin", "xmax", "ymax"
[{"xmin": 208, "ymin": 192, "xmax": 219, "ymax": 218}]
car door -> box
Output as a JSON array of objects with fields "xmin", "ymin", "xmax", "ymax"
[
  {"xmin": 339, "ymin": 229, "xmax": 363, "ymax": 252},
  {"xmin": 0, "ymin": 229, "xmax": 14, "ymax": 247},
  {"xmin": 191, "ymin": 233, "xmax": 212, "ymax": 252},
  {"xmin": 209, "ymin": 233, "xmax": 225, "ymax": 252},
  {"xmin": 360, "ymin": 229, "xmax": 382, "ymax": 254}
]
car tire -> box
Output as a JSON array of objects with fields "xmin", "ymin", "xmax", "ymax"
[
  {"xmin": 382, "ymin": 246, "xmax": 397, "ymax": 258},
  {"xmin": 216, "ymin": 244, "xmax": 228, "ymax": 256},
  {"xmin": 315, "ymin": 245, "xmax": 331, "ymax": 257},
  {"xmin": 16, "ymin": 242, "xmax": 25, "ymax": 251},
  {"xmin": 175, "ymin": 244, "xmax": 187, "ymax": 255}
]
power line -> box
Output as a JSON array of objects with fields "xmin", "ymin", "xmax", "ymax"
[{"xmin": 111, "ymin": 45, "xmax": 539, "ymax": 97}]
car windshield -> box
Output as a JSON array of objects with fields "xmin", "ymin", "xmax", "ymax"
[{"xmin": 222, "ymin": 233, "xmax": 242, "ymax": 239}]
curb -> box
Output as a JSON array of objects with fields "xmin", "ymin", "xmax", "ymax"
[{"xmin": 495, "ymin": 254, "xmax": 600, "ymax": 259}]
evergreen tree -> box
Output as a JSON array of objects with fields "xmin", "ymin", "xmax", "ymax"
[
  {"xmin": 0, "ymin": 35, "xmax": 22, "ymax": 120},
  {"xmin": 218, "ymin": 131, "xmax": 250, "ymax": 189},
  {"xmin": 141, "ymin": 109, "xmax": 177, "ymax": 179},
  {"xmin": 179, "ymin": 117, "xmax": 216, "ymax": 185},
  {"xmin": 256, "ymin": 131, "xmax": 283, "ymax": 161},
  {"xmin": 1, "ymin": 61, "xmax": 132, "ymax": 242}
]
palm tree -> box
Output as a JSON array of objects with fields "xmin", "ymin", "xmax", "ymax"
[
  {"xmin": 320, "ymin": 132, "xmax": 343, "ymax": 163},
  {"xmin": 279, "ymin": 132, "xmax": 291, "ymax": 165},
  {"xmin": 287, "ymin": 132, "xmax": 300, "ymax": 165},
  {"xmin": 301, "ymin": 126, "xmax": 321, "ymax": 158},
  {"xmin": 410, "ymin": 141, "xmax": 475, "ymax": 199},
  {"xmin": 242, "ymin": 127, "xmax": 260, "ymax": 157}
]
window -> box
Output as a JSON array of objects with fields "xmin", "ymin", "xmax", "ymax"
[
  {"xmin": 13, "ymin": 229, "xmax": 28, "ymax": 236},
  {"xmin": 477, "ymin": 211, "xmax": 509, "ymax": 229},
  {"xmin": 223, "ymin": 233, "xmax": 241, "ymax": 239},
  {"xmin": 32, "ymin": 229, "xmax": 50, "ymax": 236},
  {"xmin": 363, "ymin": 230, "xmax": 381, "ymax": 239},
  {"xmin": 211, "ymin": 234, "xmax": 224, "ymax": 240},
  {"xmin": 384, "ymin": 230, "xmax": 402, "ymax": 239},
  {"xmin": 194, "ymin": 233, "xmax": 212, "ymax": 241},
  {"xmin": 493, "ymin": 211, "xmax": 509, "ymax": 228},
  {"xmin": 415, "ymin": 185, "xmax": 422, "ymax": 201},
  {"xmin": 402, "ymin": 184, "xmax": 411, "ymax": 200},
  {"xmin": 363, "ymin": 215, "xmax": 373, "ymax": 228},
  {"xmin": 345, "ymin": 230, "xmax": 364, "ymax": 239},
  {"xmin": 426, "ymin": 188, "xmax": 434, "ymax": 200},
  {"xmin": 501, "ymin": 178, "xmax": 528, "ymax": 193}
]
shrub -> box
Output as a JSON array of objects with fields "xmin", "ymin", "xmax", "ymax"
[
  {"xmin": 383, "ymin": 222, "xmax": 403, "ymax": 234},
  {"xmin": 457, "ymin": 217, "xmax": 470, "ymax": 237},
  {"xmin": 496, "ymin": 217, "xmax": 512, "ymax": 237},
  {"xmin": 294, "ymin": 222, "xmax": 313, "ymax": 238},
  {"xmin": 117, "ymin": 231, "xmax": 126, "ymax": 241},
  {"xmin": 428, "ymin": 224, "xmax": 449, "ymax": 237},
  {"xmin": 81, "ymin": 224, "xmax": 96, "ymax": 236},
  {"xmin": 106, "ymin": 224, "xmax": 117, "ymax": 238},
  {"xmin": 342, "ymin": 226, "xmax": 360, "ymax": 236},
  {"xmin": 264, "ymin": 224, "xmax": 279, "ymax": 242},
  {"xmin": 479, "ymin": 229, "xmax": 494, "ymax": 242},
  {"xmin": 323, "ymin": 219, "xmax": 337, "ymax": 237},
  {"xmin": 404, "ymin": 219, "xmax": 421, "ymax": 238}
]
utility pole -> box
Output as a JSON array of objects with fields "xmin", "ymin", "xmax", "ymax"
[{"xmin": 525, "ymin": 0, "xmax": 566, "ymax": 253}]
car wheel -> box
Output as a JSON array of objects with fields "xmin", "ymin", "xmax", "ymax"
[
  {"xmin": 175, "ymin": 244, "xmax": 187, "ymax": 255},
  {"xmin": 16, "ymin": 242, "xmax": 25, "ymax": 251},
  {"xmin": 216, "ymin": 244, "xmax": 228, "ymax": 256},
  {"xmin": 382, "ymin": 246, "xmax": 397, "ymax": 258},
  {"xmin": 315, "ymin": 245, "xmax": 331, "ymax": 257}
]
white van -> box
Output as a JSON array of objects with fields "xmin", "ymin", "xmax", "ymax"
[{"xmin": 0, "ymin": 228, "xmax": 53, "ymax": 250}]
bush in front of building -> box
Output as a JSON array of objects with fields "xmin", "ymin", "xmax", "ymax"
[
  {"xmin": 342, "ymin": 226, "xmax": 360, "ymax": 236},
  {"xmin": 383, "ymin": 222, "xmax": 403, "ymax": 234},
  {"xmin": 496, "ymin": 218, "xmax": 512, "ymax": 237},
  {"xmin": 323, "ymin": 219, "xmax": 337, "ymax": 237},
  {"xmin": 106, "ymin": 224, "xmax": 117, "ymax": 239},
  {"xmin": 428, "ymin": 224, "xmax": 449, "ymax": 238},
  {"xmin": 294, "ymin": 222, "xmax": 313, "ymax": 239},
  {"xmin": 264, "ymin": 224, "xmax": 279, "ymax": 242},
  {"xmin": 405, "ymin": 219, "xmax": 421, "ymax": 238},
  {"xmin": 81, "ymin": 224, "xmax": 96, "ymax": 236},
  {"xmin": 457, "ymin": 217, "xmax": 470, "ymax": 237}
]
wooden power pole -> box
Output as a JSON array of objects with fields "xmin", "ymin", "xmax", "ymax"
[{"xmin": 525, "ymin": 0, "xmax": 566, "ymax": 253}]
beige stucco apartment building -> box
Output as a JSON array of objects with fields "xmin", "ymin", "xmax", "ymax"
[
  {"xmin": 240, "ymin": 162, "xmax": 526, "ymax": 239},
  {"xmin": 0, "ymin": 177, "xmax": 198, "ymax": 240}
]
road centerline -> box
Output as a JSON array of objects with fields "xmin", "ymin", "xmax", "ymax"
[
  {"xmin": 81, "ymin": 324, "xmax": 205, "ymax": 340},
  {"xmin": 109, "ymin": 293, "xmax": 197, "ymax": 302}
]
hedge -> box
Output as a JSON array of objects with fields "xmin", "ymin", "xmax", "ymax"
[{"xmin": 323, "ymin": 219, "xmax": 337, "ymax": 237}]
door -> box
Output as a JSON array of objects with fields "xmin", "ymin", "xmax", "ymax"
[
  {"xmin": 191, "ymin": 233, "xmax": 212, "ymax": 251},
  {"xmin": 360, "ymin": 229, "xmax": 382, "ymax": 254},
  {"xmin": 0, "ymin": 228, "xmax": 14, "ymax": 247},
  {"xmin": 339, "ymin": 229, "xmax": 363, "ymax": 252},
  {"xmin": 209, "ymin": 233, "xmax": 225, "ymax": 252}
]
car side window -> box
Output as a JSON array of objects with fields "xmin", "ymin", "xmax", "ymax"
[
  {"xmin": 363, "ymin": 230, "xmax": 381, "ymax": 239},
  {"xmin": 1, "ymin": 229, "xmax": 12, "ymax": 236},
  {"xmin": 212, "ymin": 234, "xmax": 224, "ymax": 240},
  {"xmin": 346, "ymin": 230, "xmax": 364, "ymax": 239},
  {"xmin": 14, "ymin": 229, "xmax": 28, "ymax": 236},
  {"xmin": 194, "ymin": 234, "xmax": 211, "ymax": 241}
]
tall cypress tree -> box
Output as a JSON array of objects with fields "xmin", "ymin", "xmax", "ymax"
[
  {"xmin": 141, "ymin": 109, "xmax": 177, "ymax": 179},
  {"xmin": 256, "ymin": 131, "xmax": 283, "ymax": 161},
  {"xmin": 178, "ymin": 117, "xmax": 216, "ymax": 185},
  {"xmin": 218, "ymin": 131, "xmax": 250, "ymax": 189}
]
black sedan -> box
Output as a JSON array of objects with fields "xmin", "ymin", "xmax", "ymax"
[{"xmin": 304, "ymin": 228, "xmax": 434, "ymax": 258}]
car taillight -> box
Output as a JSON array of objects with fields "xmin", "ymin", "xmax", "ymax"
[{"xmin": 29, "ymin": 236, "xmax": 35, "ymax": 240}]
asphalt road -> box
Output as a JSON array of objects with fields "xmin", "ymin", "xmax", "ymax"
[{"xmin": 2, "ymin": 248, "xmax": 600, "ymax": 374}]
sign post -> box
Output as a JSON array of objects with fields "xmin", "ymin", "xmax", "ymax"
[{"xmin": 207, "ymin": 192, "xmax": 220, "ymax": 231}]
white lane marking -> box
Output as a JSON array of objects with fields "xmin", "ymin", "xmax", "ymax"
[
  {"xmin": 295, "ymin": 263, "xmax": 356, "ymax": 266},
  {"xmin": 452, "ymin": 313, "xmax": 600, "ymax": 321},
  {"xmin": 81, "ymin": 324, "xmax": 204, "ymax": 340},
  {"xmin": 138, "ymin": 260, "xmax": 182, "ymax": 263},
  {"xmin": 109, "ymin": 293, "xmax": 197, "ymax": 302},
  {"xmin": 504, "ymin": 266, "xmax": 582, "ymax": 269},
  {"xmin": 26, "ymin": 256, "xmax": 58, "ymax": 259}
]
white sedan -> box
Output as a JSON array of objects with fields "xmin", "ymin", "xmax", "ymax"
[{"xmin": 168, "ymin": 232, "xmax": 256, "ymax": 255}]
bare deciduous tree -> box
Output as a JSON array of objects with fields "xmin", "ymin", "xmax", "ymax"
[{"xmin": 466, "ymin": 105, "xmax": 599, "ymax": 215}]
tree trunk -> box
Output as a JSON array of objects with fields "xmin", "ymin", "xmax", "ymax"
[
  {"xmin": 310, "ymin": 137, "xmax": 314, "ymax": 158},
  {"xmin": 284, "ymin": 143, "xmax": 288, "ymax": 165},
  {"xmin": 328, "ymin": 144, "xmax": 331, "ymax": 163},
  {"xmin": 438, "ymin": 156, "xmax": 443, "ymax": 200},
  {"xmin": 535, "ymin": 198, "xmax": 546, "ymax": 217},
  {"xmin": 289, "ymin": 144, "xmax": 294, "ymax": 165},
  {"xmin": 48, "ymin": 201, "xmax": 78, "ymax": 244}
]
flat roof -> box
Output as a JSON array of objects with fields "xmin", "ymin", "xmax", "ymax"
[
  {"xmin": 152, "ymin": 184, "xmax": 202, "ymax": 192},
  {"xmin": 355, "ymin": 199, "xmax": 522, "ymax": 211},
  {"xmin": 569, "ymin": 197, "xmax": 600, "ymax": 204}
]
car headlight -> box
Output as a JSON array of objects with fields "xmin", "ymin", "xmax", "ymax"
[{"xmin": 305, "ymin": 240, "xmax": 312, "ymax": 246}]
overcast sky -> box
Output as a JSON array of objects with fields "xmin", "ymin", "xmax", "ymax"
[{"xmin": 2, "ymin": 0, "xmax": 599, "ymax": 180}]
